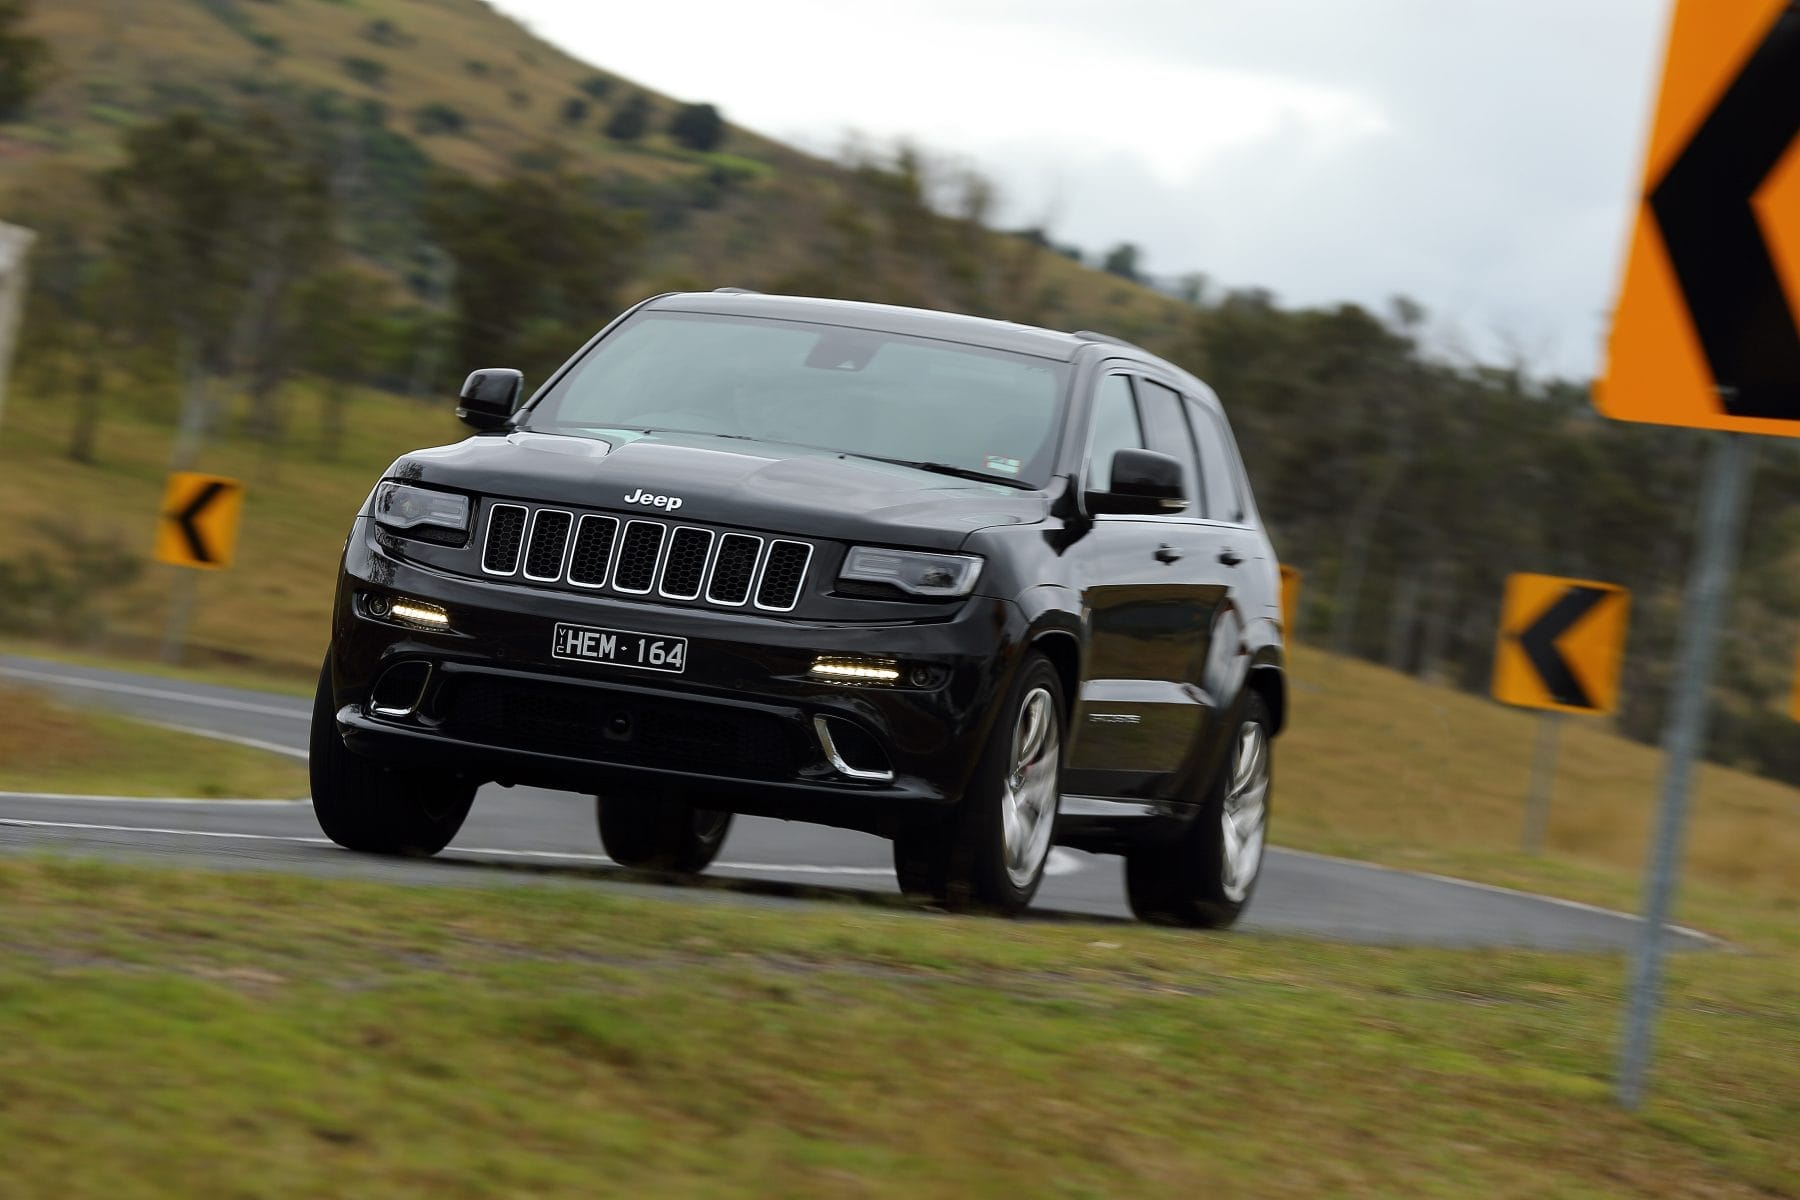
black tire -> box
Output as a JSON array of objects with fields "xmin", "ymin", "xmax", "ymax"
[
  {"xmin": 596, "ymin": 790, "xmax": 732, "ymax": 873},
  {"xmin": 892, "ymin": 651, "xmax": 1064, "ymax": 916},
  {"xmin": 1125, "ymin": 691, "xmax": 1273, "ymax": 928},
  {"xmin": 309, "ymin": 660, "xmax": 476, "ymax": 856}
]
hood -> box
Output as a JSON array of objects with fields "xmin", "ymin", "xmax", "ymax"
[{"xmin": 387, "ymin": 429, "xmax": 1049, "ymax": 551}]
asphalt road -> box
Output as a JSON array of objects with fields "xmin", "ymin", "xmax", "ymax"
[{"xmin": 0, "ymin": 655, "xmax": 1718, "ymax": 950}]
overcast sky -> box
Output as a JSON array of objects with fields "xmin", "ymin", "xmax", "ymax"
[{"xmin": 490, "ymin": 0, "xmax": 1672, "ymax": 379}]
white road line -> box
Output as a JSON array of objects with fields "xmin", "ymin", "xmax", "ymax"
[
  {"xmin": 144, "ymin": 720, "xmax": 308, "ymax": 760},
  {"xmin": 1272, "ymin": 845, "xmax": 1727, "ymax": 946},
  {"xmin": 0, "ymin": 793, "xmax": 307, "ymax": 806},
  {"xmin": 0, "ymin": 817, "xmax": 332, "ymax": 844},
  {"xmin": 0, "ymin": 818, "xmax": 1087, "ymax": 881},
  {"xmin": 0, "ymin": 665, "xmax": 308, "ymax": 720}
]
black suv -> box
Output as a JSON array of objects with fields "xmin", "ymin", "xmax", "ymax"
[{"xmin": 311, "ymin": 292, "xmax": 1285, "ymax": 924}]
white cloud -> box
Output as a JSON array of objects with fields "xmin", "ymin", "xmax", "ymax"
[{"xmin": 492, "ymin": 0, "xmax": 1673, "ymax": 378}]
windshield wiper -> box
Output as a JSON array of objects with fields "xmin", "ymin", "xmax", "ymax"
[{"xmin": 854, "ymin": 455, "xmax": 1034, "ymax": 489}]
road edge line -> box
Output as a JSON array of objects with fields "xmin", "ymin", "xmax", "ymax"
[{"xmin": 1271, "ymin": 845, "xmax": 1730, "ymax": 948}]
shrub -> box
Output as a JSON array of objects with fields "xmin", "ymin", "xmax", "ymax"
[
  {"xmin": 668, "ymin": 102, "xmax": 724, "ymax": 152},
  {"xmin": 414, "ymin": 103, "xmax": 466, "ymax": 136},
  {"xmin": 342, "ymin": 56, "xmax": 387, "ymax": 88},
  {"xmin": 604, "ymin": 94, "xmax": 651, "ymax": 142}
]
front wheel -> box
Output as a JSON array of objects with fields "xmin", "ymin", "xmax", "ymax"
[
  {"xmin": 309, "ymin": 661, "xmax": 477, "ymax": 856},
  {"xmin": 1125, "ymin": 692, "xmax": 1272, "ymax": 928},
  {"xmin": 596, "ymin": 791, "xmax": 732, "ymax": 873},
  {"xmin": 893, "ymin": 651, "xmax": 1064, "ymax": 915}
]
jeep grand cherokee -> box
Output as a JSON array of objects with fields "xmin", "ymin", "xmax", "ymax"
[{"xmin": 311, "ymin": 291, "xmax": 1285, "ymax": 924}]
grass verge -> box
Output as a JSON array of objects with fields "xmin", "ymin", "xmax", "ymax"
[
  {"xmin": 0, "ymin": 684, "xmax": 307, "ymax": 798},
  {"xmin": 0, "ymin": 858, "xmax": 1792, "ymax": 1199},
  {"xmin": 1275, "ymin": 643, "xmax": 1800, "ymax": 953}
]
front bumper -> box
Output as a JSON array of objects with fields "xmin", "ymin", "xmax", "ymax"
[{"xmin": 326, "ymin": 523, "xmax": 1028, "ymax": 830}]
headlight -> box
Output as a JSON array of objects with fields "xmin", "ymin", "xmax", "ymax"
[
  {"xmin": 372, "ymin": 481, "xmax": 470, "ymax": 534},
  {"xmin": 839, "ymin": 547, "xmax": 982, "ymax": 597}
]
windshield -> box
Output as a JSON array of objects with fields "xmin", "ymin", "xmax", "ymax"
[{"xmin": 521, "ymin": 311, "xmax": 1071, "ymax": 488}]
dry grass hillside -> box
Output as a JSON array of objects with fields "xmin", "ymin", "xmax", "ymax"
[{"xmin": 4, "ymin": 0, "xmax": 1194, "ymax": 344}]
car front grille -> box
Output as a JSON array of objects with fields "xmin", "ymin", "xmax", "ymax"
[
  {"xmin": 478, "ymin": 503, "xmax": 815, "ymax": 612},
  {"xmin": 441, "ymin": 675, "xmax": 803, "ymax": 779}
]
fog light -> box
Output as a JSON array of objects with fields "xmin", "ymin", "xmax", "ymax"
[
  {"xmin": 389, "ymin": 598, "xmax": 450, "ymax": 630},
  {"xmin": 809, "ymin": 655, "xmax": 900, "ymax": 684}
]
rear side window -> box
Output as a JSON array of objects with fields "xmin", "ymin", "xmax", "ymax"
[
  {"xmin": 1191, "ymin": 401, "xmax": 1246, "ymax": 523},
  {"xmin": 1086, "ymin": 373, "xmax": 1143, "ymax": 492},
  {"xmin": 1134, "ymin": 379, "xmax": 1201, "ymax": 516}
]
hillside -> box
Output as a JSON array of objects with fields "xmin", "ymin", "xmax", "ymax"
[{"xmin": 2, "ymin": 0, "xmax": 1194, "ymax": 345}]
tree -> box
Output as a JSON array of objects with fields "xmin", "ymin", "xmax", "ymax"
[
  {"xmin": 668, "ymin": 102, "xmax": 724, "ymax": 152},
  {"xmin": 0, "ymin": 0, "xmax": 50, "ymax": 121},
  {"xmin": 102, "ymin": 111, "xmax": 334, "ymax": 467},
  {"xmin": 560, "ymin": 97, "xmax": 588, "ymax": 126},
  {"xmin": 604, "ymin": 94, "xmax": 651, "ymax": 142},
  {"xmin": 294, "ymin": 267, "xmax": 396, "ymax": 460},
  {"xmin": 422, "ymin": 165, "xmax": 644, "ymax": 384},
  {"xmin": 1101, "ymin": 242, "xmax": 1141, "ymax": 282}
]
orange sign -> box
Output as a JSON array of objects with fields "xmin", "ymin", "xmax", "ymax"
[
  {"xmin": 1595, "ymin": 1, "xmax": 1800, "ymax": 433},
  {"xmin": 154, "ymin": 472, "xmax": 244, "ymax": 569},
  {"xmin": 1492, "ymin": 574, "xmax": 1630, "ymax": 715},
  {"xmin": 1279, "ymin": 564, "xmax": 1300, "ymax": 633}
]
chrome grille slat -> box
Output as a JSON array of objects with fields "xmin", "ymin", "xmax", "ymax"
[
  {"xmin": 658, "ymin": 527, "xmax": 714, "ymax": 600},
  {"xmin": 567, "ymin": 515, "xmax": 620, "ymax": 588},
  {"xmin": 706, "ymin": 533, "xmax": 764, "ymax": 607},
  {"xmin": 474, "ymin": 505, "xmax": 811, "ymax": 612},
  {"xmin": 613, "ymin": 520, "xmax": 667, "ymax": 594},
  {"xmin": 522, "ymin": 510, "xmax": 574, "ymax": 581},
  {"xmin": 754, "ymin": 540, "xmax": 813, "ymax": 612},
  {"xmin": 482, "ymin": 504, "xmax": 529, "ymax": 575}
]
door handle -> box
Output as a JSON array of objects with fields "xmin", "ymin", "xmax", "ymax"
[
  {"xmin": 1154, "ymin": 544, "xmax": 1183, "ymax": 564},
  {"xmin": 1217, "ymin": 548, "xmax": 1243, "ymax": 567}
]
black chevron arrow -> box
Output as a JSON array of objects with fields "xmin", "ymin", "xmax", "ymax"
[
  {"xmin": 169, "ymin": 480, "xmax": 231, "ymax": 565},
  {"xmin": 1649, "ymin": 5, "xmax": 1800, "ymax": 418},
  {"xmin": 1516, "ymin": 586, "xmax": 1612, "ymax": 709}
]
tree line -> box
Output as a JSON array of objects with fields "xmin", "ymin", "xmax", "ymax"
[{"xmin": 4, "ymin": 73, "xmax": 1800, "ymax": 787}]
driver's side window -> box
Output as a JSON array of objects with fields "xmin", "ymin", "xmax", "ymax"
[{"xmin": 1087, "ymin": 373, "xmax": 1144, "ymax": 493}]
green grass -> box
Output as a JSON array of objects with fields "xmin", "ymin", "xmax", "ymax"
[
  {"xmin": 1275, "ymin": 643, "xmax": 1800, "ymax": 952},
  {"xmin": 0, "ymin": 379, "xmax": 460, "ymax": 685},
  {"xmin": 0, "ymin": 859, "xmax": 1791, "ymax": 1198},
  {"xmin": 0, "ymin": 683, "xmax": 306, "ymax": 798}
]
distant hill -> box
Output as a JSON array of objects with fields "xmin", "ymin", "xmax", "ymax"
[{"xmin": 2, "ymin": 0, "xmax": 1193, "ymax": 345}]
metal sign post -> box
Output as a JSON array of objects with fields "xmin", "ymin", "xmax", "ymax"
[
  {"xmin": 0, "ymin": 222, "xmax": 37, "ymax": 446},
  {"xmin": 1616, "ymin": 432, "xmax": 1755, "ymax": 1109},
  {"xmin": 1521, "ymin": 713, "xmax": 1563, "ymax": 855}
]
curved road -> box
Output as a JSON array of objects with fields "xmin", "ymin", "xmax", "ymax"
[{"xmin": 0, "ymin": 656, "xmax": 1718, "ymax": 950}]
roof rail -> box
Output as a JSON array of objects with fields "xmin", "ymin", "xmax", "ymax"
[
  {"xmin": 1072, "ymin": 329, "xmax": 1148, "ymax": 353},
  {"xmin": 712, "ymin": 286, "xmax": 760, "ymax": 295}
]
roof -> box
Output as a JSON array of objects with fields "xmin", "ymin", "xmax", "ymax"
[{"xmin": 645, "ymin": 291, "xmax": 1100, "ymax": 363}]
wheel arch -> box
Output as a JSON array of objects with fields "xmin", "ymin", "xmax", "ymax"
[
  {"xmin": 1248, "ymin": 661, "xmax": 1286, "ymax": 734},
  {"xmin": 1030, "ymin": 628, "xmax": 1082, "ymax": 725}
]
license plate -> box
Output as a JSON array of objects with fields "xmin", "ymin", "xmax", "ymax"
[{"xmin": 551, "ymin": 622, "xmax": 687, "ymax": 673}]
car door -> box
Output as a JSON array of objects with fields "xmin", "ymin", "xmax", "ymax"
[
  {"xmin": 1063, "ymin": 369, "xmax": 1210, "ymax": 803},
  {"xmin": 1185, "ymin": 393, "xmax": 1260, "ymax": 726}
]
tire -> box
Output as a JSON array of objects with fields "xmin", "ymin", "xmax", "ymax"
[
  {"xmin": 596, "ymin": 790, "xmax": 732, "ymax": 873},
  {"xmin": 309, "ymin": 660, "xmax": 476, "ymax": 856},
  {"xmin": 892, "ymin": 651, "xmax": 1064, "ymax": 915},
  {"xmin": 1125, "ymin": 691, "xmax": 1273, "ymax": 928}
]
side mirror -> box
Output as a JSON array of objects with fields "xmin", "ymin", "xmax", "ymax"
[
  {"xmin": 457, "ymin": 368, "xmax": 524, "ymax": 431},
  {"xmin": 1087, "ymin": 448, "xmax": 1186, "ymax": 515}
]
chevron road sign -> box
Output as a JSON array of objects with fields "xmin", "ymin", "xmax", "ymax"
[
  {"xmin": 1491, "ymin": 574, "xmax": 1630, "ymax": 715},
  {"xmin": 154, "ymin": 472, "xmax": 245, "ymax": 570},
  {"xmin": 1596, "ymin": 1, "xmax": 1799, "ymax": 432}
]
